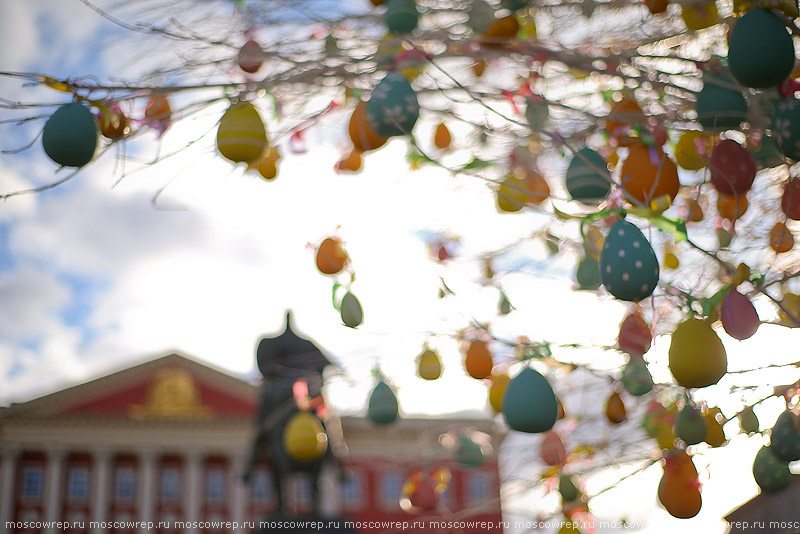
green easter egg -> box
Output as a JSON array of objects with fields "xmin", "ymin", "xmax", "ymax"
[
  {"xmin": 368, "ymin": 380, "xmax": 399, "ymax": 425},
  {"xmin": 772, "ymin": 98, "xmax": 800, "ymax": 160},
  {"xmin": 770, "ymin": 410, "xmax": 800, "ymax": 462},
  {"xmin": 739, "ymin": 405, "xmax": 760, "ymax": 434},
  {"xmin": 559, "ymin": 474, "xmax": 580, "ymax": 502},
  {"xmin": 675, "ymin": 404, "xmax": 707, "ymax": 446},
  {"xmin": 621, "ymin": 357, "xmax": 654, "ymax": 397},
  {"xmin": 385, "ymin": 0, "xmax": 419, "ymax": 35},
  {"xmin": 695, "ymin": 76, "xmax": 748, "ymax": 130},
  {"xmin": 366, "ymin": 72, "xmax": 419, "ymax": 138},
  {"xmin": 501, "ymin": 367, "xmax": 558, "ymax": 433},
  {"xmin": 599, "ymin": 219, "xmax": 659, "ymax": 302},
  {"xmin": 575, "ymin": 254, "xmax": 602, "ymax": 290},
  {"xmin": 565, "ymin": 148, "xmax": 611, "ymax": 203},
  {"xmin": 341, "ymin": 291, "xmax": 364, "ymax": 328},
  {"xmin": 42, "ymin": 103, "xmax": 99, "ymax": 168},
  {"xmin": 753, "ymin": 445, "xmax": 792, "ymax": 493},
  {"xmin": 728, "ymin": 9, "xmax": 794, "ymax": 89}
]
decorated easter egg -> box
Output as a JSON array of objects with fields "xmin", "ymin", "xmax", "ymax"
[
  {"xmin": 658, "ymin": 451, "xmax": 702, "ymax": 518},
  {"xmin": 316, "ymin": 237, "xmax": 348, "ymax": 275},
  {"xmin": 559, "ymin": 474, "xmax": 580, "ymax": 502},
  {"xmin": 675, "ymin": 131, "xmax": 709, "ymax": 170},
  {"xmin": 540, "ymin": 430, "xmax": 567, "ymax": 465},
  {"xmin": 681, "ymin": 1, "xmax": 718, "ymax": 31},
  {"xmin": 770, "ymin": 410, "xmax": 800, "ymax": 461},
  {"xmin": 488, "ymin": 373, "xmax": 510, "ymax": 413},
  {"xmin": 366, "ymin": 72, "xmax": 420, "ymax": 137},
  {"xmin": 620, "ymin": 142, "xmax": 680, "ymax": 206},
  {"xmin": 465, "ymin": 341, "xmax": 493, "ymax": 379},
  {"xmin": 728, "ymin": 9, "xmax": 794, "ymax": 89},
  {"xmin": 565, "ymin": 148, "xmax": 611, "ymax": 203},
  {"xmin": 618, "ymin": 312, "xmax": 651, "ymax": 356},
  {"xmin": 283, "ymin": 412, "xmax": 328, "ymax": 462},
  {"xmin": 621, "ymin": 357, "xmax": 654, "ymax": 397},
  {"xmin": 599, "ymin": 219, "xmax": 660, "ymax": 302},
  {"xmin": 575, "ymin": 254, "xmax": 601, "ymax": 290},
  {"xmin": 720, "ymin": 288, "xmax": 760, "ymax": 340},
  {"xmin": 456, "ymin": 436, "xmax": 485, "ymax": 467},
  {"xmin": 709, "ymin": 139, "xmax": 756, "ymax": 195},
  {"xmin": 42, "ymin": 103, "xmax": 99, "ymax": 168},
  {"xmin": 675, "ymin": 404, "xmax": 706, "ymax": 446},
  {"xmin": 349, "ymin": 101, "xmax": 387, "ymax": 152},
  {"xmin": 340, "ymin": 291, "xmax": 364, "ymax": 328},
  {"xmin": 696, "ymin": 76, "xmax": 747, "ymax": 130},
  {"xmin": 385, "ymin": 0, "xmax": 419, "ymax": 35},
  {"xmin": 739, "ymin": 405, "xmax": 760, "ymax": 434},
  {"xmin": 417, "ymin": 348, "xmax": 442, "ymax": 380},
  {"xmin": 770, "ymin": 222, "xmax": 794, "ymax": 253},
  {"xmin": 217, "ymin": 102, "xmax": 268, "ymax": 164},
  {"xmin": 753, "ymin": 445, "xmax": 792, "ymax": 493},
  {"xmin": 772, "ymin": 98, "xmax": 800, "ymax": 160},
  {"xmin": 368, "ymin": 380, "xmax": 399, "ymax": 425},
  {"xmin": 605, "ymin": 391, "xmax": 627, "ymax": 424},
  {"xmin": 502, "ymin": 367, "xmax": 558, "ymax": 433},
  {"xmin": 668, "ymin": 317, "xmax": 727, "ymax": 388},
  {"xmin": 237, "ymin": 39, "xmax": 263, "ymax": 73},
  {"xmin": 781, "ymin": 178, "xmax": 800, "ymax": 220}
]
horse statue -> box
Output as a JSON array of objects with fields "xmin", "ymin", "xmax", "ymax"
[{"xmin": 247, "ymin": 311, "xmax": 343, "ymax": 517}]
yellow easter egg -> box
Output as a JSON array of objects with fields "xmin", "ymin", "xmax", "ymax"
[
  {"xmin": 417, "ymin": 348, "xmax": 442, "ymax": 380},
  {"xmin": 674, "ymin": 131, "xmax": 709, "ymax": 170},
  {"xmin": 681, "ymin": 2, "xmax": 718, "ymax": 32},
  {"xmin": 217, "ymin": 102, "xmax": 268, "ymax": 164},
  {"xmin": 668, "ymin": 318, "xmax": 727, "ymax": 389},
  {"xmin": 283, "ymin": 412, "xmax": 328, "ymax": 462},
  {"xmin": 489, "ymin": 373, "xmax": 511, "ymax": 413}
]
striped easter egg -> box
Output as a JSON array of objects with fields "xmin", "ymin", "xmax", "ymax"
[{"xmin": 216, "ymin": 102, "xmax": 268, "ymax": 164}]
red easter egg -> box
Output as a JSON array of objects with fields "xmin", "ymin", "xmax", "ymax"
[
  {"xmin": 781, "ymin": 178, "xmax": 800, "ymax": 220},
  {"xmin": 540, "ymin": 430, "xmax": 567, "ymax": 466},
  {"xmin": 409, "ymin": 478, "xmax": 436, "ymax": 512},
  {"xmin": 709, "ymin": 139, "xmax": 756, "ymax": 195},
  {"xmin": 720, "ymin": 288, "xmax": 760, "ymax": 340},
  {"xmin": 618, "ymin": 312, "xmax": 652, "ymax": 356},
  {"xmin": 238, "ymin": 39, "xmax": 263, "ymax": 74}
]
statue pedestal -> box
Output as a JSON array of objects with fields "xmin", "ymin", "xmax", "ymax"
[{"xmin": 257, "ymin": 515, "xmax": 355, "ymax": 534}]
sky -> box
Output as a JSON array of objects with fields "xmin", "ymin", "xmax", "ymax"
[{"xmin": 1, "ymin": 1, "xmax": 800, "ymax": 533}]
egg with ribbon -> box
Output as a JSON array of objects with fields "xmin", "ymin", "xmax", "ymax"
[{"xmin": 599, "ymin": 219, "xmax": 660, "ymax": 302}]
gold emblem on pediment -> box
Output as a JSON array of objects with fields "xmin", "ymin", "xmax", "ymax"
[{"xmin": 130, "ymin": 368, "xmax": 214, "ymax": 420}]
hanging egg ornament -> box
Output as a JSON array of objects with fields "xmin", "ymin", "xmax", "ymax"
[
  {"xmin": 237, "ymin": 39, "xmax": 264, "ymax": 74},
  {"xmin": 781, "ymin": 178, "xmax": 800, "ymax": 220},
  {"xmin": 680, "ymin": 1, "xmax": 718, "ymax": 31},
  {"xmin": 400, "ymin": 473, "xmax": 437, "ymax": 514},
  {"xmin": 216, "ymin": 102, "xmax": 268, "ymax": 164},
  {"xmin": 605, "ymin": 392, "xmax": 627, "ymax": 424},
  {"xmin": 349, "ymin": 101, "xmax": 387, "ymax": 152},
  {"xmin": 565, "ymin": 148, "xmax": 612, "ymax": 203},
  {"xmin": 283, "ymin": 412, "xmax": 328, "ymax": 462},
  {"xmin": 605, "ymin": 97, "xmax": 645, "ymax": 141},
  {"xmin": 540, "ymin": 430, "xmax": 567, "ymax": 465},
  {"xmin": 739, "ymin": 405, "xmax": 759, "ymax": 434},
  {"xmin": 456, "ymin": 436, "xmax": 485, "ymax": 467},
  {"xmin": 496, "ymin": 176, "xmax": 529, "ymax": 213},
  {"xmin": 41, "ymin": 103, "xmax": 99, "ymax": 168},
  {"xmin": 618, "ymin": 312, "xmax": 651, "ymax": 356},
  {"xmin": 481, "ymin": 15, "xmax": 520, "ymax": 48},
  {"xmin": 728, "ymin": 9, "xmax": 794, "ymax": 89},
  {"xmin": 716, "ymin": 193, "xmax": 749, "ymax": 221},
  {"xmin": 524, "ymin": 170, "xmax": 550, "ymax": 205},
  {"xmin": 770, "ymin": 410, "xmax": 800, "ymax": 461},
  {"xmin": 467, "ymin": 0, "xmax": 495, "ymax": 34},
  {"xmin": 368, "ymin": 380, "xmax": 399, "ymax": 425},
  {"xmin": 704, "ymin": 408, "xmax": 725, "ymax": 447},
  {"xmin": 709, "ymin": 139, "xmax": 756, "ymax": 195},
  {"xmin": 575, "ymin": 254, "xmax": 602, "ymax": 290},
  {"xmin": 335, "ymin": 151, "xmax": 362, "ymax": 173},
  {"xmin": 675, "ymin": 404, "xmax": 707, "ymax": 446},
  {"xmin": 675, "ymin": 131, "xmax": 709, "ymax": 171},
  {"xmin": 753, "ymin": 445, "xmax": 792, "ymax": 493},
  {"xmin": 559, "ymin": 474, "xmax": 580, "ymax": 502},
  {"xmin": 97, "ymin": 104, "xmax": 129, "ymax": 140},
  {"xmin": 144, "ymin": 94, "xmax": 172, "ymax": 133},
  {"xmin": 646, "ymin": 0, "xmax": 668, "ymax": 14},
  {"xmin": 770, "ymin": 222, "xmax": 794, "ymax": 253},
  {"xmin": 668, "ymin": 317, "xmax": 727, "ymax": 388},
  {"xmin": 658, "ymin": 451, "xmax": 702, "ymax": 519},
  {"xmin": 752, "ymin": 134, "xmax": 784, "ymax": 169},
  {"xmin": 525, "ymin": 97, "xmax": 550, "ymax": 130},
  {"xmin": 316, "ymin": 237, "xmax": 348, "ymax": 275},
  {"xmin": 417, "ymin": 348, "xmax": 442, "ymax": 380},
  {"xmin": 366, "ymin": 72, "xmax": 420, "ymax": 138},
  {"xmin": 488, "ymin": 373, "xmax": 510, "ymax": 413},
  {"xmin": 720, "ymin": 288, "xmax": 760, "ymax": 340},
  {"xmin": 772, "ymin": 99, "xmax": 800, "ymax": 160},
  {"xmin": 340, "ymin": 291, "xmax": 364, "ymax": 328},
  {"xmin": 696, "ymin": 76, "xmax": 747, "ymax": 130},
  {"xmin": 385, "ymin": 0, "xmax": 419, "ymax": 35},
  {"xmin": 501, "ymin": 367, "xmax": 558, "ymax": 433},
  {"xmin": 464, "ymin": 341, "xmax": 493, "ymax": 380},
  {"xmin": 621, "ymin": 357, "xmax": 654, "ymax": 397},
  {"xmin": 434, "ymin": 122, "xmax": 451, "ymax": 150},
  {"xmin": 620, "ymin": 142, "xmax": 680, "ymax": 206},
  {"xmin": 599, "ymin": 219, "xmax": 660, "ymax": 302}
]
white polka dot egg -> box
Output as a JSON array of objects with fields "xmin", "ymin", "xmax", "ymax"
[{"xmin": 599, "ymin": 219, "xmax": 660, "ymax": 302}]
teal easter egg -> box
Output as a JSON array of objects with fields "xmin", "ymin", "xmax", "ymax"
[
  {"xmin": 42, "ymin": 103, "xmax": 99, "ymax": 168},
  {"xmin": 575, "ymin": 254, "xmax": 601, "ymax": 290},
  {"xmin": 368, "ymin": 380, "xmax": 399, "ymax": 425},
  {"xmin": 366, "ymin": 72, "xmax": 420, "ymax": 138},
  {"xmin": 675, "ymin": 404, "xmax": 707, "ymax": 446},
  {"xmin": 753, "ymin": 445, "xmax": 792, "ymax": 493},
  {"xmin": 501, "ymin": 0, "xmax": 529, "ymax": 11},
  {"xmin": 340, "ymin": 291, "xmax": 364, "ymax": 328},
  {"xmin": 456, "ymin": 436, "xmax": 485, "ymax": 467},
  {"xmin": 752, "ymin": 135, "xmax": 784, "ymax": 169},
  {"xmin": 501, "ymin": 367, "xmax": 558, "ymax": 433},
  {"xmin": 770, "ymin": 410, "xmax": 800, "ymax": 462},
  {"xmin": 695, "ymin": 76, "xmax": 748, "ymax": 130},
  {"xmin": 772, "ymin": 99, "xmax": 800, "ymax": 160},
  {"xmin": 558, "ymin": 474, "xmax": 580, "ymax": 502},
  {"xmin": 385, "ymin": 0, "xmax": 419, "ymax": 35},
  {"xmin": 565, "ymin": 148, "xmax": 611, "ymax": 203},
  {"xmin": 621, "ymin": 357, "xmax": 654, "ymax": 397},
  {"xmin": 728, "ymin": 9, "xmax": 794, "ymax": 89},
  {"xmin": 599, "ymin": 219, "xmax": 659, "ymax": 302}
]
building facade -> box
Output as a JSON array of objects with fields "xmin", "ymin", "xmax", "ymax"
[{"xmin": 0, "ymin": 354, "xmax": 503, "ymax": 534}]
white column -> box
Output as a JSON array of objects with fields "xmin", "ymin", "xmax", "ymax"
[
  {"xmin": 0, "ymin": 446, "xmax": 21, "ymax": 534},
  {"xmin": 184, "ymin": 451, "xmax": 202, "ymax": 534},
  {"xmin": 319, "ymin": 463, "xmax": 342, "ymax": 517},
  {"xmin": 91, "ymin": 449, "xmax": 113, "ymax": 534},
  {"xmin": 228, "ymin": 454, "xmax": 247, "ymax": 533},
  {"xmin": 137, "ymin": 450, "xmax": 157, "ymax": 534},
  {"xmin": 44, "ymin": 449, "xmax": 67, "ymax": 534}
]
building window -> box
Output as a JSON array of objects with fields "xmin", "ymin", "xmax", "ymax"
[
  {"xmin": 342, "ymin": 470, "xmax": 364, "ymax": 510},
  {"xmin": 251, "ymin": 469, "xmax": 273, "ymax": 504},
  {"xmin": 466, "ymin": 471, "xmax": 491, "ymax": 504},
  {"xmin": 21, "ymin": 466, "xmax": 44, "ymax": 500},
  {"xmin": 205, "ymin": 467, "xmax": 226, "ymax": 503},
  {"xmin": 379, "ymin": 471, "xmax": 402, "ymax": 510},
  {"xmin": 67, "ymin": 466, "xmax": 90, "ymax": 501},
  {"xmin": 160, "ymin": 467, "xmax": 181, "ymax": 502},
  {"xmin": 114, "ymin": 467, "xmax": 136, "ymax": 502},
  {"xmin": 292, "ymin": 473, "xmax": 313, "ymax": 511}
]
